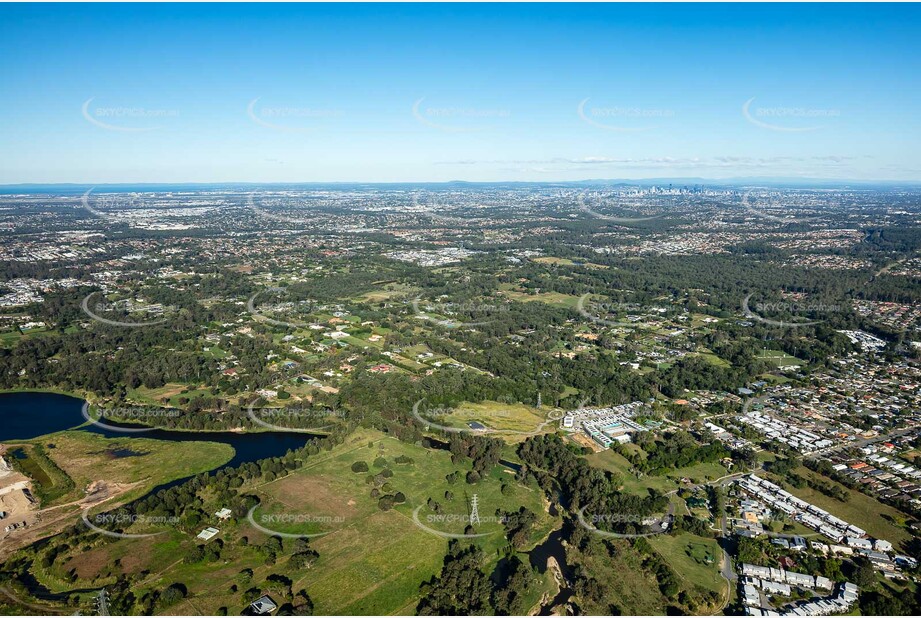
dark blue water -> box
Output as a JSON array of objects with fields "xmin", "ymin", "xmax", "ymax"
[
  {"xmin": 83, "ymin": 422, "xmax": 313, "ymax": 469},
  {"xmin": 0, "ymin": 391, "xmax": 87, "ymax": 440},
  {"xmin": 0, "ymin": 392, "xmax": 313, "ymax": 469}
]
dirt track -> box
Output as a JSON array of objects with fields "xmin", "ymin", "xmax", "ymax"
[{"xmin": 0, "ymin": 478, "xmax": 143, "ymax": 559}]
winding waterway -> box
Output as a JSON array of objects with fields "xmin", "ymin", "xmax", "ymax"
[{"xmin": 1, "ymin": 392, "xmax": 577, "ymax": 610}]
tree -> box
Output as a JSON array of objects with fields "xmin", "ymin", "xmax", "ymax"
[
  {"xmin": 417, "ymin": 542, "xmax": 493, "ymax": 615},
  {"xmin": 184, "ymin": 545, "xmax": 205, "ymax": 564},
  {"xmin": 157, "ymin": 583, "xmax": 187, "ymax": 609},
  {"xmin": 263, "ymin": 573, "xmax": 293, "ymax": 600},
  {"xmin": 851, "ymin": 557, "xmax": 878, "ymax": 589},
  {"xmin": 499, "ymin": 507, "xmax": 538, "ymax": 548},
  {"xmin": 292, "ymin": 590, "xmax": 314, "ymax": 616},
  {"xmin": 492, "ymin": 555, "xmax": 534, "ymax": 615},
  {"xmin": 288, "ymin": 550, "xmax": 319, "ymax": 570}
]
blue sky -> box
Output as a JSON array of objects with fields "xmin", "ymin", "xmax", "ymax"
[{"xmin": 1, "ymin": 2, "xmax": 919, "ymax": 183}]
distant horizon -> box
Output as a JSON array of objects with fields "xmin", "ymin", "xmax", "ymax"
[
  {"xmin": 2, "ymin": 175, "xmax": 921, "ymax": 191},
  {"xmin": 2, "ymin": 3, "xmax": 919, "ymax": 184}
]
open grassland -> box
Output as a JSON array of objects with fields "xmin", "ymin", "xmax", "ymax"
[
  {"xmin": 30, "ymin": 533, "xmax": 189, "ymax": 595},
  {"xmin": 247, "ymin": 430, "xmax": 554, "ymax": 614},
  {"xmin": 697, "ymin": 351, "xmax": 732, "ymax": 368},
  {"xmin": 665, "ymin": 461, "xmax": 730, "ymax": 484},
  {"xmin": 498, "ymin": 285, "xmax": 583, "ymax": 309},
  {"xmin": 0, "ymin": 329, "xmax": 24, "ymax": 347},
  {"xmin": 355, "ymin": 282, "xmax": 416, "ymax": 303},
  {"xmin": 126, "ymin": 383, "xmax": 200, "ymax": 406},
  {"xmin": 438, "ymin": 401, "xmax": 552, "ymax": 436},
  {"xmin": 685, "ymin": 313, "xmax": 721, "ymax": 328},
  {"xmin": 754, "ymin": 350, "xmax": 804, "ymax": 367},
  {"xmin": 286, "ymin": 511, "xmax": 446, "ymax": 615},
  {"xmin": 648, "ymin": 533, "xmax": 723, "ymax": 594},
  {"xmin": 585, "ymin": 449, "xmax": 728, "ymax": 494},
  {"xmin": 531, "ymin": 256, "xmax": 577, "ymax": 266},
  {"xmin": 584, "ymin": 449, "xmax": 678, "ymax": 496},
  {"xmin": 44, "ymin": 429, "xmax": 555, "ymax": 616},
  {"xmin": 0, "ymin": 326, "xmax": 58, "ymax": 347},
  {"xmin": 126, "ymin": 383, "xmax": 249, "ymax": 409},
  {"xmin": 13, "ymin": 430, "xmax": 234, "ymax": 507}
]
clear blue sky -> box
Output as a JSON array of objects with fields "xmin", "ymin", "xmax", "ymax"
[{"xmin": 1, "ymin": 2, "xmax": 919, "ymax": 183}]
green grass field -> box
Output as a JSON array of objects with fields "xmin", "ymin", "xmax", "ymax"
[
  {"xmin": 201, "ymin": 345, "xmax": 229, "ymax": 359},
  {"xmin": 436, "ymin": 401, "xmax": 551, "ymax": 437},
  {"xmin": 679, "ymin": 314, "xmax": 720, "ymax": 331},
  {"xmin": 584, "ymin": 449, "xmax": 679, "ymax": 496},
  {"xmin": 787, "ymin": 466, "xmax": 912, "ymax": 547},
  {"xmin": 354, "ymin": 282, "xmax": 417, "ymax": 303},
  {"xmin": 564, "ymin": 533, "xmax": 724, "ymax": 615},
  {"xmin": 666, "ymin": 461, "xmax": 730, "ymax": 484},
  {"xmin": 565, "ymin": 538, "xmax": 669, "ymax": 615},
  {"xmin": 247, "ymin": 429, "xmax": 555, "ymax": 615},
  {"xmin": 0, "ymin": 325, "xmax": 59, "ymax": 347},
  {"xmin": 12, "ymin": 430, "xmax": 235, "ymax": 507},
  {"xmin": 697, "ymin": 352, "xmax": 732, "ymax": 368},
  {"xmin": 44, "ymin": 428, "xmax": 555, "ymax": 616},
  {"xmin": 498, "ymin": 287, "xmax": 583, "ymax": 309},
  {"xmin": 532, "ymin": 256, "xmax": 577, "ymax": 266},
  {"xmin": 755, "ymin": 350, "xmax": 804, "ymax": 368},
  {"xmin": 0, "ymin": 329, "xmax": 23, "ymax": 347},
  {"xmin": 585, "ymin": 448, "xmax": 729, "ymax": 496},
  {"xmin": 126, "ymin": 383, "xmax": 196, "ymax": 406},
  {"xmin": 649, "ymin": 533, "xmax": 723, "ymax": 594}
]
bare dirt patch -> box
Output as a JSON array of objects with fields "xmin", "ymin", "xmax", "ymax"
[
  {"xmin": 570, "ymin": 433, "xmax": 603, "ymax": 452},
  {"xmin": 71, "ymin": 546, "xmax": 113, "ymax": 580},
  {"xmin": 262, "ymin": 474, "xmax": 361, "ymax": 520},
  {"xmin": 118, "ymin": 537, "xmax": 162, "ymax": 575}
]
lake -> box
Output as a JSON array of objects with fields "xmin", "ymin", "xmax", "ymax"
[
  {"xmin": 1, "ymin": 391, "xmax": 88, "ymax": 441},
  {"xmin": 0, "ymin": 391, "xmax": 314, "ymax": 469}
]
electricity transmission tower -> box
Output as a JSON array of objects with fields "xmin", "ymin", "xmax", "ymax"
[{"xmin": 469, "ymin": 494, "xmax": 481, "ymax": 526}]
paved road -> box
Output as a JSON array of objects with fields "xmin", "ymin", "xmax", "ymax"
[
  {"xmin": 742, "ymin": 394, "xmax": 918, "ymax": 461},
  {"xmin": 718, "ymin": 513, "xmax": 737, "ymax": 580},
  {"xmin": 712, "ymin": 513, "xmax": 737, "ymax": 616},
  {"xmin": 804, "ymin": 425, "xmax": 918, "ymax": 460}
]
